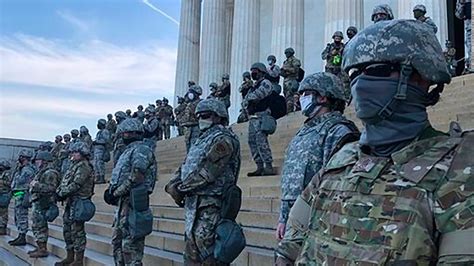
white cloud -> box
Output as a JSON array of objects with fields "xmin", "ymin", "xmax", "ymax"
[
  {"xmin": 57, "ymin": 10, "xmax": 90, "ymax": 32},
  {"xmin": 0, "ymin": 34, "xmax": 177, "ymax": 95}
]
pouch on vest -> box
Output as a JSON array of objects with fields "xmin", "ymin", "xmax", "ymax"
[
  {"xmin": 73, "ymin": 198, "xmax": 96, "ymax": 222},
  {"xmin": 130, "ymin": 184, "xmax": 149, "ymax": 212},
  {"xmin": 128, "ymin": 208, "xmax": 153, "ymax": 240},
  {"xmin": 0, "ymin": 193, "xmax": 11, "ymax": 208},
  {"xmin": 221, "ymin": 185, "xmax": 242, "ymax": 220},
  {"xmin": 214, "ymin": 219, "xmax": 246, "ymax": 264},
  {"xmin": 103, "ymin": 150, "xmax": 111, "ymax": 162},
  {"xmin": 45, "ymin": 203, "xmax": 59, "ymax": 222},
  {"xmin": 260, "ymin": 115, "xmax": 277, "ymax": 135},
  {"xmin": 297, "ymin": 68, "xmax": 305, "ymax": 82}
]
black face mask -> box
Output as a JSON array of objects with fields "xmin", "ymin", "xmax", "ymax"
[{"xmin": 251, "ymin": 72, "xmax": 262, "ymax": 81}]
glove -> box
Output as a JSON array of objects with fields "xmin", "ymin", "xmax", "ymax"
[
  {"xmin": 165, "ymin": 181, "xmax": 184, "ymax": 208},
  {"xmin": 104, "ymin": 187, "xmax": 119, "ymax": 206},
  {"xmin": 55, "ymin": 192, "xmax": 66, "ymax": 202}
]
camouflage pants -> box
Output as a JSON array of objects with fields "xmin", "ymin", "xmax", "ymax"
[
  {"xmin": 275, "ymin": 206, "xmax": 307, "ymax": 264},
  {"xmin": 14, "ymin": 197, "xmax": 29, "ymax": 234},
  {"xmin": 63, "ymin": 200, "xmax": 86, "ymax": 252},
  {"xmin": 184, "ymin": 206, "xmax": 220, "ymax": 264},
  {"xmin": 61, "ymin": 158, "xmax": 71, "ymax": 177},
  {"xmin": 283, "ymin": 79, "xmax": 299, "ymax": 113},
  {"xmin": 162, "ymin": 124, "xmax": 171, "ymax": 140},
  {"xmin": 112, "ymin": 211, "xmax": 145, "ymax": 266},
  {"xmin": 93, "ymin": 145, "xmax": 106, "ymax": 179},
  {"xmin": 248, "ymin": 117, "xmax": 273, "ymax": 166},
  {"xmin": 31, "ymin": 202, "xmax": 48, "ymax": 243},
  {"xmin": 177, "ymin": 125, "xmax": 185, "ymax": 136},
  {"xmin": 465, "ymin": 19, "xmax": 472, "ymax": 69},
  {"xmin": 185, "ymin": 125, "xmax": 200, "ymax": 153},
  {"xmin": 114, "ymin": 146, "xmax": 126, "ymax": 167},
  {"xmin": 0, "ymin": 207, "xmax": 7, "ymax": 229}
]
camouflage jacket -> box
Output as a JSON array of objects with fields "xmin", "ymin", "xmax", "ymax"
[
  {"xmin": 80, "ymin": 134, "xmax": 93, "ymax": 150},
  {"xmin": 51, "ymin": 142, "xmax": 64, "ymax": 161},
  {"xmin": 144, "ymin": 117, "xmax": 160, "ymax": 140},
  {"xmin": 157, "ymin": 105, "xmax": 174, "ymax": 124},
  {"xmin": 59, "ymin": 141, "xmax": 71, "ymax": 160},
  {"xmin": 11, "ymin": 162, "xmax": 36, "ymax": 191},
  {"xmin": 30, "ymin": 164, "xmax": 60, "ymax": 202},
  {"xmin": 455, "ymin": 0, "xmax": 472, "ymax": 20},
  {"xmin": 279, "ymin": 111, "xmax": 359, "ymax": 223},
  {"xmin": 174, "ymin": 103, "xmax": 186, "ymax": 124},
  {"xmin": 244, "ymin": 78, "xmax": 273, "ymax": 116},
  {"xmin": 0, "ymin": 170, "xmax": 12, "ymax": 194},
  {"xmin": 295, "ymin": 128, "xmax": 474, "ymax": 265},
  {"xmin": 106, "ymin": 119, "xmax": 117, "ymax": 135},
  {"xmin": 419, "ymin": 16, "xmax": 438, "ymax": 34},
  {"xmin": 110, "ymin": 140, "xmax": 157, "ymax": 197},
  {"xmin": 57, "ymin": 159, "xmax": 94, "ymax": 199},
  {"xmin": 239, "ymin": 80, "xmax": 253, "ymax": 98},
  {"xmin": 170, "ymin": 125, "xmax": 241, "ymax": 235},
  {"xmin": 181, "ymin": 99, "xmax": 201, "ymax": 127},
  {"xmin": 321, "ymin": 42, "xmax": 345, "ymax": 68},
  {"xmin": 281, "ymin": 56, "xmax": 301, "ymax": 80},
  {"xmin": 94, "ymin": 129, "xmax": 111, "ymax": 147}
]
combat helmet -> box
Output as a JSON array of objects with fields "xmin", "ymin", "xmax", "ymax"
[
  {"xmin": 242, "ymin": 71, "xmax": 251, "ymax": 79},
  {"xmin": 298, "ymin": 72, "xmax": 346, "ymax": 102},
  {"xmin": 98, "ymin": 119, "xmax": 107, "ymax": 128},
  {"xmin": 195, "ymin": 98, "xmax": 229, "ymax": 120},
  {"xmin": 71, "ymin": 129, "xmax": 79, "ymax": 138},
  {"xmin": 145, "ymin": 105, "xmax": 156, "ymax": 114},
  {"xmin": 69, "ymin": 142, "xmax": 90, "ymax": 156},
  {"xmin": 250, "ymin": 62, "xmax": 268, "ymax": 73},
  {"xmin": 18, "ymin": 148, "xmax": 33, "ymax": 159},
  {"xmin": 267, "ymin": 55, "xmax": 277, "ymax": 62},
  {"xmin": 413, "ymin": 4, "xmax": 426, "ymax": 13},
  {"xmin": 284, "ymin": 47, "xmax": 295, "ymax": 56},
  {"xmin": 162, "ymin": 97, "xmax": 169, "ymax": 103},
  {"xmin": 371, "ymin": 4, "xmax": 394, "ymax": 22},
  {"xmin": 79, "ymin": 126, "xmax": 89, "ymax": 134},
  {"xmin": 347, "ymin": 26, "xmax": 358, "ymax": 34},
  {"xmin": 63, "ymin": 134, "xmax": 71, "ymax": 141},
  {"xmin": 116, "ymin": 118, "xmax": 144, "ymax": 134},
  {"xmin": 55, "ymin": 135, "xmax": 63, "ymax": 141},
  {"xmin": 0, "ymin": 159, "xmax": 11, "ymax": 170},
  {"xmin": 332, "ymin": 31, "xmax": 344, "ymax": 39},
  {"xmin": 115, "ymin": 111, "xmax": 127, "ymax": 120},
  {"xmin": 222, "ymin": 73, "xmax": 230, "ymax": 80},
  {"xmin": 209, "ymin": 82, "xmax": 218, "ymax": 89},
  {"xmin": 35, "ymin": 151, "xmax": 53, "ymax": 162},
  {"xmin": 189, "ymin": 85, "xmax": 203, "ymax": 96}
]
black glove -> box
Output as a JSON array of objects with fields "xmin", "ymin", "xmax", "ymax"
[
  {"xmin": 165, "ymin": 181, "xmax": 185, "ymax": 208},
  {"xmin": 103, "ymin": 187, "xmax": 119, "ymax": 206},
  {"xmin": 55, "ymin": 192, "xmax": 66, "ymax": 202}
]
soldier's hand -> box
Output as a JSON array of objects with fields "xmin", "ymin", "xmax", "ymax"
[
  {"xmin": 276, "ymin": 222, "xmax": 286, "ymax": 240},
  {"xmin": 165, "ymin": 182, "xmax": 185, "ymax": 208}
]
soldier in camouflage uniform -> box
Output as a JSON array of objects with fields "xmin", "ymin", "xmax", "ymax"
[
  {"xmin": 51, "ymin": 135, "xmax": 64, "ymax": 171},
  {"xmin": 113, "ymin": 111, "xmax": 128, "ymax": 166},
  {"xmin": 182, "ymin": 85, "xmax": 203, "ymax": 152},
  {"xmin": 9, "ymin": 148, "xmax": 36, "ymax": 246},
  {"xmin": 444, "ymin": 40, "xmax": 458, "ymax": 77},
  {"xmin": 28, "ymin": 151, "xmax": 60, "ymax": 258},
  {"xmin": 105, "ymin": 118, "xmax": 157, "ymax": 266},
  {"xmin": 79, "ymin": 125, "xmax": 93, "ymax": 150},
  {"xmin": 0, "ymin": 159, "xmax": 12, "ymax": 235},
  {"xmin": 55, "ymin": 142, "xmax": 94, "ymax": 266},
  {"xmin": 174, "ymin": 96, "xmax": 186, "ymax": 136},
  {"xmin": 244, "ymin": 63, "xmax": 275, "ymax": 176},
  {"xmin": 456, "ymin": 0, "xmax": 472, "ymax": 73},
  {"xmin": 106, "ymin": 113, "xmax": 117, "ymax": 135},
  {"xmin": 143, "ymin": 106, "xmax": 160, "ymax": 150},
  {"xmin": 267, "ymin": 55, "xmax": 281, "ymax": 94},
  {"xmin": 413, "ymin": 4, "xmax": 438, "ymax": 33},
  {"xmin": 93, "ymin": 119, "xmax": 111, "ymax": 184},
  {"xmin": 322, "ymin": 31, "xmax": 351, "ymax": 99},
  {"xmin": 207, "ymin": 82, "xmax": 219, "ymax": 100},
  {"xmin": 125, "ymin": 109, "xmax": 132, "ymax": 118},
  {"xmin": 346, "ymin": 26, "xmax": 358, "ymax": 42},
  {"xmin": 291, "ymin": 20, "xmax": 474, "ymax": 265},
  {"xmin": 158, "ymin": 97, "xmax": 175, "ymax": 140},
  {"xmin": 280, "ymin": 48, "xmax": 302, "ymax": 113},
  {"xmin": 371, "ymin": 4, "xmax": 394, "ymax": 23},
  {"xmin": 237, "ymin": 71, "xmax": 253, "ymax": 124},
  {"xmin": 165, "ymin": 98, "xmax": 241, "ymax": 265},
  {"xmin": 71, "ymin": 129, "xmax": 80, "ymax": 144},
  {"xmin": 217, "ymin": 74, "xmax": 231, "ymax": 110},
  {"xmin": 275, "ymin": 73, "xmax": 360, "ymax": 263},
  {"xmin": 134, "ymin": 105, "xmax": 145, "ymax": 123},
  {"xmin": 60, "ymin": 134, "xmax": 72, "ymax": 176}
]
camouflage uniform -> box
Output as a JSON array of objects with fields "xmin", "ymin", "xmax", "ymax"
[
  {"xmin": 371, "ymin": 4, "xmax": 394, "ymax": 23},
  {"xmin": 444, "ymin": 41, "xmax": 457, "ymax": 77},
  {"xmin": 113, "ymin": 111, "xmax": 128, "ymax": 166},
  {"xmin": 11, "ymin": 152, "xmax": 35, "ymax": 236},
  {"xmin": 51, "ymin": 136, "xmax": 64, "ymax": 171},
  {"xmin": 166, "ymin": 99, "xmax": 241, "ymax": 265},
  {"xmin": 144, "ymin": 107, "xmax": 160, "ymax": 150},
  {"xmin": 93, "ymin": 120, "xmax": 111, "ymax": 184},
  {"xmin": 60, "ymin": 135, "xmax": 72, "ymax": 176},
  {"xmin": 174, "ymin": 98, "xmax": 186, "ymax": 136},
  {"xmin": 293, "ymin": 20, "xmax": 472, "ymax": 265},
  {"xmin": 267, "ymin": 61, "xmax": 281, "ymax": 94},
  {"xmin": 79, "ymin": 126, "xmax": 93, "ymax": 150},
  {"xmin": 70, "ymin": 129, "xmax": 80, "ymax": 144},
  {"xmin": 413, "ymin": 5, "xmax": 438, "ymax": 34},
  {"xmin": 109, "ymin": 119, "xmax": 157, "ymax": 266},
  {"xmin": 56, "ymin": 143, "xmax": 94, "ymax": 257},
  {"xmin": 217, "ymin": 74, "xmax": 231, "ymax": 109},
  {"xmin": 237, "ymin": 73, "xmax": 253, "ymax": 124},
  {"xmin": 0, "ymin": 160, "xmax": 12, "ymax": 234},
  {"xmin": 280, "ymin": 48, "xmax": 302, "ymax": 113},
  {"xmin": 321, "ymin": 32, "xmax": 350, "ymax": 99},
  {"xmin": 158, "ymin": 99, "xmax": 175, "ymax": 140},
  {"xmin": 456, "ymin": 0, "xmax": 472, "ymax": 72},
  {"xmin": 182, "ymin": 85, "xmax": 203, "ymax": 152},
  {"xmin": 106, "ymin": 114, "xmax": 118, "ymax": 135}
]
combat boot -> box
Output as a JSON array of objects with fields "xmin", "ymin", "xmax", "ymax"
[
  {"xmin": 55, "ymin": 249, "xmax": 74, "ymax": 266},
  {"xmin": 29, "ymin": 241, "xmax": 48, "ymax": 258},
  {"xmin": 27, "ymin": 245, "xmax": 38, "ymax": 254},
  {"xmin": 9, "ymin": 233, "xmax": 26, "ymax": 246},
  {"xmin": 0, "ymin": 227, "xmax": 7, "ymax": 235},
  {"xmin": 71, "ymin": 250, "xmax": 84, "ymax": 266},
  {"xmin": 262, "ymin": 164, "xmax": 276, "ymax": 176},
  {"xmin": 247, "ymin": 164, "xmax": 264, "ymax": 177},
  {"xmin": 95, "ymin": 175, "xmax": 106, "ymax": 184}
]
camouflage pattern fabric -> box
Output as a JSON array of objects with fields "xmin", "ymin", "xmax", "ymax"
[
  {"xmin": 175, "ymin": 101, "xmax": 187, "ymax": 136},
  {"xmin": 79, "ymin": 134, "xmax": 93, "ymax": 150},
  {"xmin": 419, "ymin": 16, "xmax": 438, "ymax": 33},
  {"xmin": 158, "ymin": 104, "xmax": 174, "ymax": 139},
  {"xmin": 321, "ymin": 42, "xmax": 345, "ymax": 75},
  {"xmin": 62, "ymin": 201, "xmax": 86, "ymax": 252},
  {"xmin": 12, "ymin": 162, "xmax": 35, "ymax": 234},
  {"xmin": 267, "ymin": 64, "xmax": 282, "ymax": 94},
  {"xmin": 93, "ymin": 128, "xmax": 111, "ymax": 181},
  {"xmin": 456, "ymin": 0, "xmax": 472, "ymax": 70},
  {"xmin": 167, "ymin": 124, "xmax": 240, "ymax": 263},
  {"xmin": 106, "ymin": 118, "xmax": 117, "ymax": 135},
  {"xmin": 144, "ymin": 116, "xmax": 160, "ymax": 149},
  {"xmin": 112, "ymin": 205, "xmax": 146, "ymax": 265},
  {"xmin": 216, "ymin": 80, "xmax": 231, "ymax": 109},
  {"xmin": 293, "ymin": 128, "xmax": 474, "ymax": 265},
  {"xmin": 280, "ymin": 56, "xmax": 301, "ymax": 113},
  {"xmin": 51, "ymin": 141, "xmax": 64, "ymax": 171},
  {"xmin": 444, "ymin": 45, "xmax": 457, "ymax": 77},
  {"xmin": 30, "ymin": 164, "xmax": 60, "ymax": 243},
  {"xmin": 60, "ymin": 141, "xmax": 72, "ymax": 176},
  {"xmin": 182, "ymin": 99, "xmax": 202, "ymax": 152},
  {"xmin": 0, "ymin": 170, "xmax": 11, "ymax": 229},
  {"xmin": 113, "ymin": 130, "xmax": 126, "ymax": 167}
]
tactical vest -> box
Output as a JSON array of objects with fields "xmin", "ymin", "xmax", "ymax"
[
  {"xmin": 296, "ymin": 130, "xmax": 474, "ymax": 265},
  {"xmin": 60, "ymin": 160, "xmax": 93, "ymax": 198},
  {"xmin": 31, "ymin": 165, "xmax": 59, "ymax": 202},
  {"xmin": 0, "ymin": 171, "xmax": 11, "ymax": 194},
  {"xmin": 11, "ymin": 163, "xmax": 35, "ymax": 191}
]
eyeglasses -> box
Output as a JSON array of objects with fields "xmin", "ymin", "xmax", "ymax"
[{"xmin": 348, "ymin": 63, "xmax": 400, "ymax": 81}]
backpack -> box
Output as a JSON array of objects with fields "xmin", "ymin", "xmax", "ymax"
[
  {"xmin": 297, "ymin": 68, "xmax": 305, "ymax": 82},
  {"xmin": 267, "ymin": 92, "xmax": 287, "ymax": 119}
]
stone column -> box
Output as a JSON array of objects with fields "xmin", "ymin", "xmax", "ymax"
[
  {"xmin": 397, "ymin": 0, "xmax": 448, "ymax": 45},
  {"xmin": 224, "ymin": 0, "xmax": 234, "ymax": 75},
  {"xmin": 200, "ymin": 0, "xmax": 226, "ymax": 96},
  {"xmin": 174, "ymin": 0, "xmax": 201, "ymax": 105},
  {"xmin": 324, "ymin": 0, "xmax": 364, "ymax": 45},
  {"xmin": 271, "ymin": 0, "xmax": 305, "ymax": 65},
  {"xmin": 228, "ymin": 0, "xmax": 260, "ymax": 122}
]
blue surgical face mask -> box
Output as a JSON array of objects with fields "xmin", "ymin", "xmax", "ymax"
[
  {"xmin": 300, "ymin": 94, "xmax": 323, "ymax": 117},
  {"xmin": 198, "ymin": 119, "xmax": 213, "ymax": 131}
]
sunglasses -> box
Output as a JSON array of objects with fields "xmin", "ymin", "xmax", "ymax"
[{"xmin": 349, "ymin": 63, "xmax": 400, "ymax": 81}]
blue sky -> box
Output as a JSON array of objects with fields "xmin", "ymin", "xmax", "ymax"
[{"xmin": 0, "ymin": 0, "xmax": 181, "ymax": 141}]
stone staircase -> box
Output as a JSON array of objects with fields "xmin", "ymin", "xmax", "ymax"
[{"xmin": 1, "ymin": 74, "xmax": 473, "ymax": 265}]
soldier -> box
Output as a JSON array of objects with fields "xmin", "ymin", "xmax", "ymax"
[
  {"xmin": 346, "ymin": 26, "xmax": 358, "ymax": 42},
  {"xmin": 125, "ymin": 109, "xmax": 132, "ymax": 118},
  {"xmin": 158, "ymin": 97, "xmax": 175, "ymax": 140},
  {"xmin": 243, "ymin": 63, "xmax": 275, "ymax": 176},
  {"xmin": 28, "ymin": 151, "xmax": 60, "ymax": 258},
  {"xmin": 321, "ymin": 31, "xmax": 345, "ymax": 76},
  {"xmin": 134, "ymin": 105, "xmax": 145, "ymax": 123},
  {"xmin": 93, "ymin": 119, "xmax": 111, "ymax": 184},
  {"xmin": 0, "ymin": 159, "xmax": 12, "ymax": 236},
  {"xmin": 106, "ymin": 113, "xmax": 117, "ymax": 135},
  {"xmin": 71, "ymin": 129, "xmax": 80, "ymax": 144},
  {"xmin": 292, "ymin": 20, "xmax": 474, "ymax": 265},
  {"xmin": 280, "ymin": 47, "xmax": 302, "ymax": 113},
  {"xmin": 51, "ymin": 135, "xmax": 64, "ymax": 171},
  {"xmin": 267, "ymin": 55, "xmax": 281, "ymax": 94},
  {"xmin": 113, "ymin": 111, "xmax": 128, "ymax": 166},
  {"xmin": 9, "ymin": 148, "xmax": 35, "ymax": 246},
  {"xmin": 274, "ymin": 73, "xmax": 359, "ymax": 264},
  {"xmin": 208, "ymin": 82, "xmax": 219, "ymax": 100},
  {"xmin": 79, "ymin": 125, "xmax": 93, "ymax": 150},
  {"xmin": 143, "ymin": 106, "xmax": 160, "ymax": 150},
  {"xmin": 105, "ymin": 118, "xmax": 157, "ymax": 265},
  {"xmin": 413, "ymin": 4, "xmax": 438, "ymax": 33},
  {"xmin": 456, "ymin": 0, "xmax": 472, "ymax": 73},
  {"xmin": 154, "ymin": 100, "xmax": 164, "ymax": 141},
  {"xmin": 55, "ymin": 142, "xmax": 94, "ymax": 266},
  {"xmin": 60, "ymin": 134, "xmax": 72, "ymax": 176},
  {"xmin": 217, "ymin": 73, "xmax": 231, "ymax": 110},
  {"xmin": 444, "ymin": 40, "xmax": 457, "ymax": 77},
  {"xmin": 165, "ymin": 98, "xmax": 241, "ymax": 265},
  {"xmin": 371, "ymin": 4, "xmax": 394, "ymax": 23},
  {"xmin": 182, "ymin": 85, "xmax": 203, "ymax": 152},
  {"xmin": 237, "ymin": 71, "xmax": 253, "ymax": 124},
  {"xmin": 174, "ymin": 96, "xmax": 186, "ymax": 136}
]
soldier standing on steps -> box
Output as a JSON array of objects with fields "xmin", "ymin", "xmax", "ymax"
[
  {"xmin": 79, "ymin": 126, "xmax": 93, "ymax": 150},
  {"xmin": 106, "ymin": 113, "xmax": 117, "ymax": 136},
  {"xmin": 93, "ymin": 119, "xmax": 111, "ymax": 184},
  {"xmin": 55, "ymin": 142, "xmax": 94, "ymax": 266},
  {"xmin": 70, "ymin": 129, "xmax": 80, "ymax": 144},
  {"xmin": 9, "ymin": 148, "xmax": 35, "ymax": 246},
  {"xmin": 28, "ymin": 151, "xmax": 60, "ymax": 258},
  {"xmin": 275, "ymin": 73, "xmax": 359, "ymax": 264},
  {"xmin": 182, "ymin": 85, "xmax": 203, "ymax": 152},
  {"xmin": 158, "ymin": 97, "xmax": 175, "ymax": 140},
  {"xmin": 165, "ymin": 99, "xmax": 241, "ymax": 265},
  {"xmin": 105, "ymin": 118, "xmax": 157, "ymax": 266},
  {"xmin": 60, "ymin": 134, "xmax": 72, "ymax": 177},
  {"xmin": 51, "ymin": 135, "xmax": 64, "ymax": 171},
  {"xmin": 113, "ymin": 111, "xmax": 128, "ymax": 166},
  {"xmin": 237, "ymin": 71, "xmax": 253, "ymax": 123},
  {"xmin": 174, "ymin": 96, "xmax": 186, "ymax": 136},
  {"xmin": 0, "ymin": 159, "xmax": 12, "ymax": 236},
  {"xmin": 280, "ymin": 48, "xmax": 302, "ymax": 113}
]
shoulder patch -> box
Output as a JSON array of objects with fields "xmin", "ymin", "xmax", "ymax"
[{"xmin": 324, "ymin": 141, "xmax": 359, "ymax": 171}]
